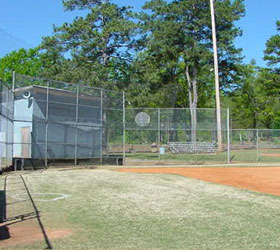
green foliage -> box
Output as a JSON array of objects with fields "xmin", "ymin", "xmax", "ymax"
[
  {"xmin": 229, "ymin": 62, "xmax": 259, "ymax": 128},
  {"xmin": 0, "ymin": 48, "xmax": 43, "ymax": 83},
  {"xmin": 227, "ymin": 20, "xmax": 280, "ymax": 129},
  {"xmin": 229, "ymin": 61, "xmax": 280, "ymax": 129},
  {"xmin": 4, "ymin": 0, "xmax": 280, "ymax": 130},
  {"xmin": 37, "ymin": 0, "xmax": 245, "ymax": 109},
  {"xmin": 272, "ymin": 116, "xmax": 280, "ymax": 129},
  {"xmin": 252, "ymin": 20, "xmax": 280, "ymax": 128},
  {"xmin": 132, "ymin": 0, "xmax": 245, "ymax": 108},
  {"xmin": 40, "ymin": 0, "xmax": 137, "ymax": 88},
  {"xmin": 264, "ymin": 20, "xmax": 280, "ymax": 70}
]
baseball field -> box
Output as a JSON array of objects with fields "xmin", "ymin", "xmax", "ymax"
[{"xmin": 1, "ymin": 165, "xmax": 280, "ymax": 249}]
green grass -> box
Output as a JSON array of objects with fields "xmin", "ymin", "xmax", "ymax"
[
  {"xmin": 125, "ymin": 148, "xmax": 280, "ymax": 164},
  {"xmin": 1, "ymin": 168, "xmax": 280, "ymax": 249}
]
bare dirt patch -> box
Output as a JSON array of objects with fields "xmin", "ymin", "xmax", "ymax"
[
  {"xmin": 118, "ymin": 167, "xmax": 280, "ymax": 196},
  {"xmin": 261, "ymin": 153, "xmax": 280, "ymax": 158},
  {"xmin": 0, "ymin": 219, "xmax": 72, "ymax": 248}
]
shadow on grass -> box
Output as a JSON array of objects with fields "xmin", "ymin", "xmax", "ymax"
[
  {"xmin": 0, "ymin": 182, "xmax": 10, "ymax": 241},
  {"xmin": 0, "ymin": 190, "xmax": 6, "ymax": 223},
  {"xmin": 1, "ymin": 175, "xmax": 51, "ymax": 247}
]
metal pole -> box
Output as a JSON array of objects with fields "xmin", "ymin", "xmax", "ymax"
[
  {"xmin": 3, "ymin": 83, "xmax": 8, "ymax": 171},
  {"xmin": 74, "ymin": 86, "xmax": 79, "ymax": 166},
  {"xmin": 4, "ymin": 116, "xmax": 7, "ymax": 170},
  {"xmin": 256, "ymin": 129, "xmax": 259, "ymax": 162},
  {"xmin": 12, "ymin": 71, "xmax": 15, "ymax": 92},
  {"xmin": 6, "ymin": 85, "xmax": 10, "ymax": 171},
  {"xmin": 122, "ymin": 91, "xmax": 126, "ymax": 166},
  {"xmin": 210, "ymin": 0, "xmax": 222, "ymax": 152},
  {"xmin": 0, "ymin": 81, "xmax": 2, "ymax": 173},
  {"xmin": 227, "ymin": 108, "xmax": 230, "ymax": 164},
  {"xmin": 158, "ymin": 108, "xmax": 160, "ymax": 160},
  {"xmin": 44, "ymin": 81, "xmax": 49, "ymax": 168},
  {"xmin": 100, "ymin": 90, "xmax": 103, "ymax": 164},
  {"xmin": 12, "ymin": 72, "xmax": 16, "ymax": 171}
]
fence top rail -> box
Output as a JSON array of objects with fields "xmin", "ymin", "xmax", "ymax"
[
  {"xmin": 168, "ymin": 142, "xmax": 217, "ymax": 145},
  {"xmin": 126, "ymin": 107, "xmax": 228, "ymax": 111},
  {"xmin": 231, "ymin": 129, "xmax": 280, "ymax": 131},
  {"xmin": 15, "ymin": 74, "xmax": 124, "ymax": 95}
]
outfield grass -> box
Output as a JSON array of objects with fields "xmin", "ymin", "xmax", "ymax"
[
  {"xmin": 1, "ymin": 168, "xmax": 280, "ymax": 249},
  {"xmin": 125, "ymin": 148, "xmax": 280, "ymax": 164}
]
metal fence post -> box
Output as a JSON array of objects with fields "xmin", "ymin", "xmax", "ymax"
[
  {"xmin": 0, "ymin": 80, "xmax": 2, "ymax": 172},
  {"xmin": 158, "ymin": 108, "xmax": 160, "ymax": 160},
  {"xmin": 100, "ymin": 90, "xmax": 103, "ymax": 164},
  {"xmin": 12, "ymin": 72, "xmax": 15, "ymax": 170},
  {"xmin": 256, "ymin": 129, "xmax": 259, "ymax": 162},
  {"xmin": 122, "ymin": 91, "xmax": 126, "ymax": 166},
  {"xmin": 74, "ymin": 85, "xmax": 79, "ymax": 166},
  {"xmin": 3, "ymin": 109, "xmax": 6, "ymax": 168},
  {"xmin": 227, "ymin": 108, "xmax": 230, "ymax": 164},
  {"xmin": 44, "ymin": 81, "xmax": 49, "ymax": 168},
  {"xmin": 6, "ymin": 84, "xmax": 10, "ymax": 170},
  {"xmin": 1, "ymin": 83, "xmax": 6, "ymax": 171}
]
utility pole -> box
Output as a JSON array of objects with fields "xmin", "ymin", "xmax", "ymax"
[{"xmin": 210, "ymin": 0, "xmax": 223, "ymax": 151}]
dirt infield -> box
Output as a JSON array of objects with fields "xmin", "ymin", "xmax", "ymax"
[
  {"xmin": 0, "ymin": 219, "xmax": 72, "ymax": 248},
  {"xmin": 118, "ymin": 167, "xmax": 280, "ymax": 196}
]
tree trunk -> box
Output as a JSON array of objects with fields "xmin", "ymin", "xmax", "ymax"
[
  {"xmin": 186, "ymin": 65, "xmax": 198, "ymax": 143},
  {"xmin": 100, "ymin": 15, "xmax": 109, "ymax": 66}
]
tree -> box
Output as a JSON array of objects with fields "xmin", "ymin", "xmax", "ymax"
[
  {"xmin": 262, "ymin": 19, "xmax": 280, "ymax": 98},
  {"xmin": 0, "ymin": 48, "xmax": 43, "ymax": 83},
  {"xmin": 264, "ymin": 20, "xmax": 280, "ymax": 71},
  {"xmin": 229, "ymin": 61, "xmax": 262, "ymax": 129},
  {"xmin": 135, "ymin": 0, "xmax": 245, "ymax": 142},
  {"xmin": 40, "ymin": 0, "xmax": 137, "ymax": 90},
  {"xmin": 257, "ymin": 19, "xmax": 280, "ymax": 128},
  {"xmin": 229, "ymin": 60, "xmax": 280, "ymax": 130}
]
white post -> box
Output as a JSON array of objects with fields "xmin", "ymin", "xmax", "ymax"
[{"xmin": 210, "ymin": 0, "xmax": 222, "ymax": 152}]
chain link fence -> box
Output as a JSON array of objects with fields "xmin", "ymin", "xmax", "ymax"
[
  {"xmin": 125, "ymin": 109, "xmax": 280, "ymax": 165},
  {"xmin": 230, "ymin": 129, "xmax": 280, "ymax": 163},
  {"xmin": 0, "ymin": 80, "xmax": 14, "ymax": 172},
  {"xmin": 13, "ymin": 74, "xmax": 124, "ymax": 168},
  {"xmin": 2, "ymin": 74, "xmax": 280, "ymax": 169},
  {"xmin": 125, "ymin": 108, "xmax": 230, "ymax": 165}
]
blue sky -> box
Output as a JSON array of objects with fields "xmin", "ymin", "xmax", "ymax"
[{"xmin": 0, "ymin": 0, "xmax": 279, "ymax": 67}]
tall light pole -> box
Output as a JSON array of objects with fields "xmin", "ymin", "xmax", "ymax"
[{"xmin": 209, "ymin": 0, "xmax": 222, "ymax": 151}]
